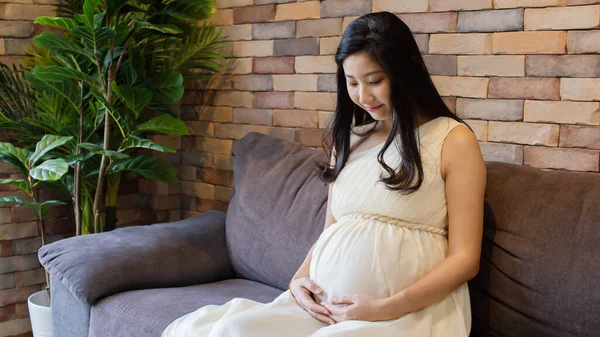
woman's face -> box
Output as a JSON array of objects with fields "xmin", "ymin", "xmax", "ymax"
[{"xmin": 342, "ymin": 51, "xmax": 392, "ymax": 123}]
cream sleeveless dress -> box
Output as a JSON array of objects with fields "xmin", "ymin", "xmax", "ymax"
[{"xmin": 162, "ymin": 117, "xmax": 471, "ymax": 337}]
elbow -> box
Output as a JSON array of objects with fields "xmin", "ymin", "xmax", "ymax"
[{"xmin": 468, "ymin": 261, "xmax": 480, "ymax": 280}]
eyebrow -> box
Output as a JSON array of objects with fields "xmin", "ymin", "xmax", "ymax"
[{"xmin": 345, "ymin": 70, "xmax": 383, "ymax": 78}]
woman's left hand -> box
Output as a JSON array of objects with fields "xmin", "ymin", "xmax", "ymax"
[{"xmin": 320, "ymin": 294, "xmax": 391, "ymax": 323}]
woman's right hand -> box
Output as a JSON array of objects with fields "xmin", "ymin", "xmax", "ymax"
[{"xmin": 290, "ymin": 277, "xmax": 336, "ymax": 325}]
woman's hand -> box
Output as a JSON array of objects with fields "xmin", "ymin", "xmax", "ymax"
[
  {"xmin": 320, "ymin": 294, "xmax": 391, "ymax": 323},
  {"xmin": 290, "ymin": 277, "xmax": 336, "ymax": 325}
]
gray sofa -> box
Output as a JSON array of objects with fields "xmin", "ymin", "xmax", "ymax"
[{"xmin": 39, "ymin": 132, "xmax": 600, "ymax": 337}]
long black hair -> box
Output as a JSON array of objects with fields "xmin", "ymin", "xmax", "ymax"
[{"xmin": 318, "ymin": 11, "xmax": 466, "ymax": 193}]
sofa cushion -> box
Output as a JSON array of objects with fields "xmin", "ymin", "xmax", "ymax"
[
  {"xmin": 469, "ymin": 162, "xmax": 600, "ymax": 337},
  {"xmin": 88, "ymin": 279, "xmax": 283, "ymax": 337},
  {"xmin": 227, "ymin": 132, "xmax": 329, "ymax": 290}
]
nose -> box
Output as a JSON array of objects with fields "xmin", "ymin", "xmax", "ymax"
[{"xmin": 358, "ymin": 85, "xmax": 373, "ymax": 106}]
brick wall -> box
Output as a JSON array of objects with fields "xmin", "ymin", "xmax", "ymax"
[{"xmin": 178, "ymin": 0, "xmax": 600, "ymax": 219}]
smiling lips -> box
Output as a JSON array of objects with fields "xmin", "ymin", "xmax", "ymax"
[{"xmin": 364, "ymin": 104, "xmax": 383, "ymax": 112}]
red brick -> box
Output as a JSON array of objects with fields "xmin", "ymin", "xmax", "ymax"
[
  {"xmin": 0, "ymin": 285, "xmax": 41, "ymax": 306},
  {"xmin": 233, "ymin": 108, "xmax": 273, "ymax": 125},
  {"xmin": 567, "ymin": 0, "xmax": 600, "ymax": 4},
  {"xmin": 297, "ymin": 18, "xmax": 343, "ymax": 38},
  {"xmin": 196, "ymin": 168, "xmax": 233, "ymax": 187},
  {"xmin": 398, "ymin": 12, "xmax": 457, "ymax": 33},
  {"xmin": 321, "ymin": 0, "xmax": 371, "ymax": 18},
  {"xmin": 232, "ymin": 74, "xmax": 273, "ymax": 91},
  {"xmin": 10, "ymin": 207, "xmax": 36, "ymax": 223},
  {"xmin": 197, "ymin": 198, "xmax": 229, "ymax": 213},
  {"xmin": 423, "ymin": 55, "xmax": 457, "ymax": 76},
  {"xmin": 526, "ymin": 55, "xmax": 600, "ymax": 78},
  {"xmin": 488, "ymin": 121, "xmax": 559, "ymax": 146},
  {"xmin": 0, "ymin": 222, "xmax": 37, "ymax": 241},
  {"xmin": 524, "ymin": 6, "xmax": 600, "ymax": 31},
  {"xmin": 567, "ymin": 30, "xmax": 600, "ymax": 54},
  {"xmin": 457, "ymin": 9, "xmax": 523, "ymax": 32},
  {"xmin": 0, "ymin": 241, "xmax": 11, "ymax": 257},
  {"xmin": 560, "ymin": 78, "xmax": 600, "ymax": 101},
  {"xmin": 3, "ymin": 38, "xmax": 32, "ymax": 55},
  {"xmin": 3, "ymin": 4, "xmax": 56, "ymax": 20},
  {"xmin": 275, "ymin": 1, "xmax": 320, "ymax": 21},
  {"xmin": 14, "ymin": 268, "xmax": 45, "ymax": 287},
  {"xmin": 0, "ymin": 19, "xmax": 31, "ymax": 37},
  {"xmin": 524, "ymin": 101, "xmax": 599, "ymax": 125},
  {"xmin": 560, "ymin": 125, "xmax": 600, "ymax": 150},
  {"xmin": 457, "ymin": 98, "xmax": 523, "ymax": 121},
  {"xmin": 0, "ymin": 303, "xmax": 16, "ymax": 322},
  {"xmin": 295, "ymin": 129, "xmax": 325, "ymax": 147},
  {"xmin": 252, "ymin": 21, "xmax": 295, "ymax": 40},
  {"xmin": 273, "ymin": 109, "xmax": 318, "ymax": 128},
  {"xmin": 373, "ymin": 0, "xmax": 428, "ymax": 13},
  {"xmin": 524, "ymin": 146, "xmax": 599, "ymax": 172},
  {"xmin": 44, "ymin": 216, "xmax": 72, "ymax": 235},
  {"xmin": 488, "ymin": 77, "xmax": 559, "ymax": 100},
  {"xmin": 493, "ymin": 31, "xmax": 566, "ymax": 54},
  {"xmin": 217, "ymin": 0, "xmax": 253, "ymax": 8},
  {"xmin": 274, "ymin": 38, "xmax": 318, "ymax": 56},
  {"xmin": 233, "ymin": 4, "xmax": 275, "ymax": 24},
  {"xmin": 480, "ymin": 142, "xmax": 523, "ymax": 164},
  {"xmin": 254, "ymin": 92, "xmax": 294, "ymax": 109},
  {"xmin": 253, "ymin": 56, "xmax": 294, "ymax": 74}
]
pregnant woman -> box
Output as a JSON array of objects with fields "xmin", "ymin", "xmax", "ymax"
[{"xmin": 162, "ymin": 11, "xmax": 486, "ymax": 337}]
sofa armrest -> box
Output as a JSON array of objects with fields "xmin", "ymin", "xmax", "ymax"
[{"xmin": 38, "ymin": 210, "xmax": 233, "ymax": 305}]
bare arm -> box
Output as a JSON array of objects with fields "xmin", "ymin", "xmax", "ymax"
[{"xmin": 381, "ymin": 125, "xmax": 486, "ymax": 318}]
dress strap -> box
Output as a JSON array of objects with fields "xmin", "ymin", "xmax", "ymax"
[{"xmin": 338, "ymin": 213, "xmax": 448, "ymax": 236}]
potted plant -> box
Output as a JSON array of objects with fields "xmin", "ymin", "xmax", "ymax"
[
  {"xmin": 0, "ymin": 135, "xmax": 72, "ymax": 336},
  {"xmin": 0, "ymin": 0, "xmax": 226, "ymax": 335}
]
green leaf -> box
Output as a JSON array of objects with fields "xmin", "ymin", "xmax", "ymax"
[
  {"xmin": 31, "ymin": 66, "xmax": 98, "ymax": 88},
  {"xmin": 133, "ymin": 114, "xmax": 188, "ymax": 135},
  {"xmin": 133, "ymin": 21, "xmax": 182, "ymax": 35},
  {"xmin": 110, "ymin": 155, "xmax": 176, "ymax": 182},
  {"xmin": 118, "ymin": 63, "xmax": 137, "ymax": 86},
  {"xmin": 33, "ymin": 33, "xmax": 93, "ymax": 61},
  {"xmin": 64, "ymin": 152, "xmax": 94, "ymax": 166},
  {"xmin": 110, "ymin": 82, "xmax": 152, "ymax": 118},
  {"xmin": 28, "ymin": 135, "xmax": 73, "ymax": 167},
  {"xmin": 71, "ymin": 27, "xmax": 116, "ymax": 57},
  {"xmin": 79, "ymin": 142, "xmax": 129, "ymax": 159},
  {"xmin": 120, "ymin": 135, "xmax": 175, "ymax": 153},
  {"xmin": 83, "ymin": 0, "xmax": 100, "ymax": 27},
  {"xmin": 93, "ymin": 13, "xmax": 105, "ymax": 29},
  {"xmin": 34, "ymin": 17, "xmax": 78, "ymax": 30},
  {"xmin": 39, "ymin": 200, "xmax": 67, "ymax": 217},
  {"xmin": 30, "ymin": 159, "xmax": 69, "ymax": 181},
  {"xmin": 0, "ymin": 142, "xmax": 29, "ymax": 172},
  {"xmin": 0, "ymin": 179, "xmax": 32, "ymax": 195},
  {"xmin": 0, "ymin": 196, "xmax": 27, "ymax": 206},
  {"xmin": 89, "ymin": 89, "xmax": 127, "ymax": 136},
  {"xmin": 151, "ymin": 71, "xmax": 184, "ymax": 104}
]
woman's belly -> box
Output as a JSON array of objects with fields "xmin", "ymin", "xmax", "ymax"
[{"xmin": 309, "ymin": 216, "xmax": 448, "ymax": 304}]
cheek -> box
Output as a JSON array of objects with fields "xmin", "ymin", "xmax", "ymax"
[{"xmin": 347, "ymin": 88, "xmax": 360, "ymax": 104}]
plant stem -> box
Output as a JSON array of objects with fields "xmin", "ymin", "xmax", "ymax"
[
  {"xmin": 31, "ymin": 183, "xmax": 51, "ymax": 303},
  {"xmin": 92, "ymin": 66, "xmax": 115, "ymax": 233},
  {"xmin": 74, "ymin": 82, "xmax": 83, "ymax": 236}
]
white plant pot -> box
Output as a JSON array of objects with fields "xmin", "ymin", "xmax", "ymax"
[{"xmin": 27, "ymin": 290, "xmax": 53, "ymax": 337}]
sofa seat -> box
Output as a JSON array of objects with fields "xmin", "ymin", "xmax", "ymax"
[{"xmin": 88, "ymin": 279, "xmax": 284, "ymax": 337}]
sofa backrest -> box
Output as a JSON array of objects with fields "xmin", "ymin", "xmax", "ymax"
[
  {"xmin": 470, "ymin": 162, "xmax": 600, "ymax": 337},
  {"xmin": 226, "ymin": 133, "xmax": 328, "ymax": 290}
]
